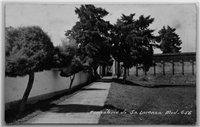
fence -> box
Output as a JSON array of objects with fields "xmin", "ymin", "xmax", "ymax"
[
  {"xmin": 131, "ymin": 52, "xmax": 196, "ymax": 76},
  {"xmin": 98, "ymin": 52, "xmax": 196, "ymax": 77}
]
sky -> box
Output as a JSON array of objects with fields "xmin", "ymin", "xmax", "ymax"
[{"xmin": 5, "ymin": 3, "xmax": 197, "ymax": 53}]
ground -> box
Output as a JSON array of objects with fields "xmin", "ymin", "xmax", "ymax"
[
  {"xmin": 99, "ymin": 75, "xmax": 196, "ymax": 125},
  {"xmin": 5, "ymin": 75, "xmax": 196, "ymax": 125},
  {"xmin": 5, "ymin": 85, "xmax": 86, "ymax": 124}
]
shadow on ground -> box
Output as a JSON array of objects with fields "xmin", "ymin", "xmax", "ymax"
[
  {"xmin": 49, "ymin": 104, "xmax": 103, "ymax": 113},
  {"xmin": 96, "ymin": 77, "xmax": 196, "ymax": 88},
  {"xmin": 49, "ymin": 104, "xmax": 126, "ymax": 113},
  {"xmin": 96, "ymin": 78, "xmax": 140, "ymax": 86},
  {"xmin": 5, "ymin": 82, "xmax": 89, "ymax": 124},
  {"xmin": 80, "ymin": 88, "xmax": 108, "ymax": 91}
]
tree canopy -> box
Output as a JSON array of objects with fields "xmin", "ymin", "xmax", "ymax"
[
  {"xmin": 54, "ymin": 40, "xmax": 84, "ymax": 77},
  {"xmin": 65, "ymin": 4, "xmax": 113, "ymax": 78},
  {"xmin": 112, "ymin": 14, "xmax": 156, "ymax": 80},
  {"xmin": 5, "ymin": 26, "xmax": 54, "ymax": 114},
  {"xmin": 65, "ymin": 4, "xmax": 170, "ymax": 80},
  {"xmin": 52, "ymin": 45, "xmax": 75, "ymax": 69},
  {"xmin": 158, "ymin": 25, "xmax": 182, "ymax": 54},
  {"xmin": 5, "ymin": 26, "xmax": 54, "ymax": 77}
]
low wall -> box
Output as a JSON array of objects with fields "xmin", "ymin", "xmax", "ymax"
[
  {"xmin": 130, "ymin": 61, "xmax": 196, "ymax": 76},
  {"xmin": 5, "ymin": 70, "xmax": 89, "ymax": 110},
  {"xmin": 129, "ymin": 52, "xmax": 196, "ymax": 76}
]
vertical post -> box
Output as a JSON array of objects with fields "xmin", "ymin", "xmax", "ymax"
[
  {"xmin": 127, "ymin": 68, "xmax": 129, "ymax": 76},
  {"xmin": 181, "ymin": 60, "xmax": 184, "ymax": 75},
  {"xmin": 97, "ymin": 66, "xmax": 100, "ymax": 76},
  {"xmin": 153, "ymin": 64, "xmax": 156, "ymax": 76},
  {"xmin": 105, "ymin": 66, "xmax": 108, "ymax": 76},
  {"xmin": 112, "ymin": 60, "xmax": 116, "ymax": 77},
  {"xmin": 117, "ymin": 61, "xmax": 120, "ymax": 78},
  {"xmin": 115, "ymin": 60, "xmax": 118, "ymax": 76},
  {"xmin": 171, "ymin": 61, "xmax": 174, "ymax": 75},
  {"xmin": 99, "ymin": 66, "xmax": 102, "ymax": 76},
  {"xmin": 136, "ymin": 64, "xmax": 138, "ymax": 77},
  {"xmin": 193, "ymin": 62, "xmax": 195, "ymax": 75},
  {"xmin": 144, "ymin": 67, "xmax": 147, "ymax": 76},
  {"xmin": 102, "ymin": 65, "xmax": 105, "ymax": 77},
  {"xmin": 190, "ymin": 60, "xmax": 194, "ymax": 75},
  {"xmin": 101, "ymin": 66, "xmax": 103, "ymax": 76},
  {"xmin": 192, "ymin": 61, "xmax": 194, "ymax": 75},
  {"xmin": 161, "ymin": 61, "xmax": 165, "ymax": 76}
]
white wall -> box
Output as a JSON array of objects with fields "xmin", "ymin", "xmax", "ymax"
[{"xmin": 5, "ymin": 70, "xmax": 89, "ymax": 108}]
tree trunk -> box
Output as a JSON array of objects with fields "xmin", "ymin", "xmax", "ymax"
[
  {"xmin": 93, "ymin": 66, "xmax": 100, "ymax": 79},
  {"xmin": 117, "ymin": 61, "xmax": 120, "ymax": 78},
  {"xmin": 91, "ymin": 65, "xmax": 100, "ymax": 80},
  {"xmin": 143, "ymin": 66, "xmax": 147, "ymax": 76},
  {"xmin": 123, "ymin": 66, "xmax": 127, "ymax": 83},
  {"xmin": 94, "ymin": 70, "xmax": 100, "ymax": 79},
  {"xmin": 141, "ymin": 66, "xmax": 148, "ymax": 81},
  {"xmin": 18, "ymin": 71, "xmax": 34, "ymax": 115},
  {"xmin": 68, "ymin": 74, "xmax": 75, "ymax": 94},
  {"xmin": 88, "ymin": 67, "xmax": 93, "ymax": 82}
]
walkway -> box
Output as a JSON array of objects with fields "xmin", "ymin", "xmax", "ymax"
[{"xmin": 24, "ymin": 79, "xmax": 112, "ymax": 124}]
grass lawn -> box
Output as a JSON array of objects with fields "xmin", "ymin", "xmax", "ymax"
[{"xmin": 99, "ymin": 76, "xmax": 196, "ymax": 125}]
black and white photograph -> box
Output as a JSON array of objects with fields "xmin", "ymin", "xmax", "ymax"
[{"xmin": 3, "ymin": 1, "xmax": 198, "ymax": 125}]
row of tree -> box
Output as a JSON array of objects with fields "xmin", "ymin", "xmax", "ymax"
[
  {"xmin": 5, "ymin": 4, "xmax": 182, "ymax": 115},
  {"xmin": 65, "ymin": 4, "xmax": 182, "ymax": 80},
  {"xmin": 5, "ymin": 26, "xmax": 82, "ymax": 115}
]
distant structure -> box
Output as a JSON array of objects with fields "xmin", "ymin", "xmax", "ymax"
[
  {"xmin": 153, "ymin": 52, "xmax": 196, "ymax": 62},
  {"xmin": 98, "ymin": 52, "xmax": 196, "ymax": 77}
]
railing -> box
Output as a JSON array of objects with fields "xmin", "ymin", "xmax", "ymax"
[{"xmin": 98, "ymin": 52, "xmax": 196, "ymax": 77}]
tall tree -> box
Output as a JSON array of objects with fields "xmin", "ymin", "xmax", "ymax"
[
  {"xmin": 60, "ymin": 57, "xmax": 83, "ymax": 94},
  {"xmin": 52, "ymin": 46, "xmax": 73, "ymax": 69},
  {"xmin": 65, "ymin": 4, "xmax": 113, "ymax": 80},
  {"xmin": 113, "ymin": 14, "xmax": 156, "ymax": 81},
  {"xmin": 158, "ymin": 25, "xmax": 182, "ymax": 53},
  {"xmin": 53, "ymin": 39, "xmax": 83, "ymax": 94},
  {"xmin": 5, "ymin": 26, "xmax": 54, "ymax": 114}
]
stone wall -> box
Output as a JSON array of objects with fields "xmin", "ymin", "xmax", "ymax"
[{"xmin": 5, "ymin": 70, "xmax": 89, "ymax": 110}]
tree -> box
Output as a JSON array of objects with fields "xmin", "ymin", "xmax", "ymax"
[
  {"xmin": 131, "ymin": 15, "xmax": 156, "ymax": 78},
  {"xmin": 53, "ymin": 39, "xmax": 83, "ymax": 94},
  {"xmin": 158, "ymin": 25, "xmax": 182, "ymax": 53},
  {"xmin": 113, "ymin": 14, "xmax": 156, "ymax": 81},
  {"xmin": 52, "ymin": 46, "xmax": 74, "ymax": 69},
  {"xmin": 5, "ymin": 26, "xmax": 54, "ymax": 114},
  {"xmin": 60, "ymin": 57, "xmax": 83, "ymax": 94},
  {"xmin": 65, "ymin": 4, "xmax": 113, "ymax": 80},
  {"xmin": 113, "ymin": 14, "xmax": 138, "ymax": 80}
]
